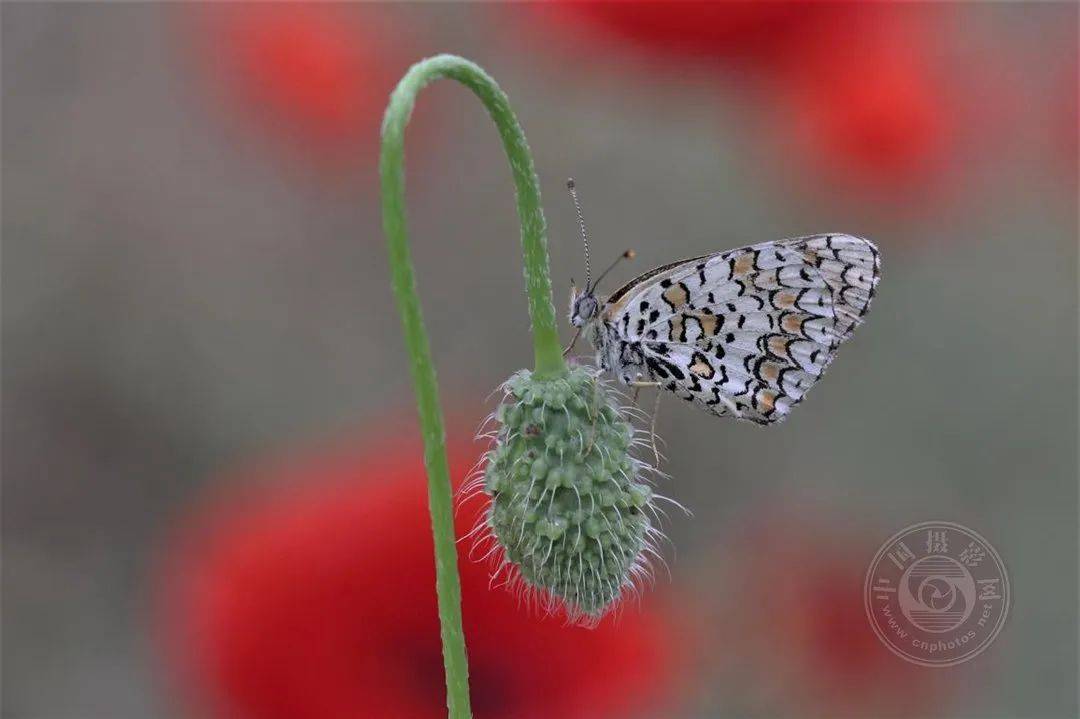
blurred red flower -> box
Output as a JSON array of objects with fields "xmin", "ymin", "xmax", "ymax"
[
  {"xmin": 1060, "ymin": 66, "xmax": 1079, "ymax": 183},
  {"xmin": 156, "ymin": 430, "xmax": 681, "ymax": 719},
  {"xmin": 702, "ymin": 507, "xmax": 950, "ymax": 717},
  {"xmin": 529, "ymin": 3, "xmax": 956, "ymax": 198},
  {"xmin": 181, "ymin": 5, "xmax": 403, "ymax": 173},
  {"xmin": 775, "ymin": 6, "xmax": 954, "ymax": 194},
  {"xmin": 544, "ymin": 1, "xmax": 835, "ymax": 70}
]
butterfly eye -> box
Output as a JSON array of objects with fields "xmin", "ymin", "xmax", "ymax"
[
  {"xmin": 568, "ymin": 293, "xmax": 594, "ymax": 327},
  {"xmin": 578, "ymin": 295, "xmax": 598, "ymax": 320}
]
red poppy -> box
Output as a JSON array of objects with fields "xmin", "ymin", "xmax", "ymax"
[
  {"xmin": 702, "ymin": 507, "xmax": 950, "ymax": 717},
  {"xmin": 178, "ymin": 4, "xmax": 403, "ymax": 174},
  {"xmin": 1059, "ymin": 66, "xmax": 1079, "ymax": 184},
  {"xmin": 155, "ymin": 429, "xmax": 681, "ymax": 719},
  {"xmin": 527, "ymin": 3, "xmax": 956, "ymax": 199},
  {"xmin": 540, "ymin": 1, "xmax": 836, "ymax": 71},
  {"xmin": 775, "ymin": 6, "xmax": 954, "ymax": 194}
]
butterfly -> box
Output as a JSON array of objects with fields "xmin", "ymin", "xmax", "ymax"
[{"xmin": 563, "ymin": 180, "xmax": 880, "ymax": 426}]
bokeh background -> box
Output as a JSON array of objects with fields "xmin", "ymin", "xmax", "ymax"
[{"xmin": 3, "ymin": 3, "xmax": 1077, "ymax": 718}]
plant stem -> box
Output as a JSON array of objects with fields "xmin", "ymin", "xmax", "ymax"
[{"xmin": 379, "ymin": 54, "xmax": 565, "ymax": 719}]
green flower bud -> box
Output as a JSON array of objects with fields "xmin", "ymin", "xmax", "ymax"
[{"xmin": 466, "ymin": 365, "xmax": 665, "ymax": 625}]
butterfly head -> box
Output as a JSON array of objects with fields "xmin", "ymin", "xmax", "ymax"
[
  {"xmin": 565, "ymin": 179, "xmax": 634, "ymax": 330},
  {"xmin": 569, "ymin": 283, "xmax": 600, "ymax": 327}
]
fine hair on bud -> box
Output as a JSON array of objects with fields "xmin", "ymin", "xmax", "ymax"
[{"xmin": 460, "ymin": 365, "xmax": 674, "ymax": 626}]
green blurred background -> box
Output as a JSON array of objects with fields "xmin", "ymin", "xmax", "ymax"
[{"xmin": 3, "ymin": 3, "xmax": 1076, "ymax": 718}]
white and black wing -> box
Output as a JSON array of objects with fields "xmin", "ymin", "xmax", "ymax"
[{"xmin": 601, "ymin": 234, "xmax": 880, "ymax": 425}]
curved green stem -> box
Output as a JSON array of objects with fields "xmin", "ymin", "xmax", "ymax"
[{"xmin": 379, "ymin": 55, "xmax": 565, "ymax": 719}]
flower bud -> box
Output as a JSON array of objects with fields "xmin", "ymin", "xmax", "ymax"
[{"xmin": 466, "ymin": 365, "xmax": 663, "ymax": 625}]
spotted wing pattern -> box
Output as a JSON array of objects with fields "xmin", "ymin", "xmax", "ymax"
[{"xmin": 602, "ymin": 234, "xmax": 879, "ymax": 425}]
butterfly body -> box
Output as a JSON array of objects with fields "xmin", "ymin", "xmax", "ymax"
[{"xmin": 569, "ymin": 234, "xmax": 880, "ymax": 426}]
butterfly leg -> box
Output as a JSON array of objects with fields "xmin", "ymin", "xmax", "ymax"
[
  {"xmin": 649, "ymin": 389, "xmax": 662, "ymax": 467},
  {"xmin": 631, "ymin": 380, "xmax": 659, "ymax": 403},
  {"xmin": 563, "ymin": 325, "xmax": 583, "ymax": 357},
  {"xmin": 630, "ymin": 380, "xmax": 662, "ymax": 466},
  {"xmin": 583, "ymin": 376, "xmax": 604, "ymax": 455}
]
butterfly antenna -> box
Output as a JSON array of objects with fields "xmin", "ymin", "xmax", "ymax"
[
  {"xmin": 590, "ymin": 249, "xmax": 636, "ymax": 292},
  {"xmin": 566, "ymin": 178, "xmax": 591, "ymax": 288}
]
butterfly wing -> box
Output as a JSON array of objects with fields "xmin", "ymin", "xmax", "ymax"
[{"xmin": 602, "ymin": 234, "xmax": 880, "ymax": 425}]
